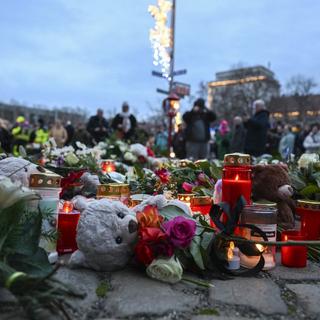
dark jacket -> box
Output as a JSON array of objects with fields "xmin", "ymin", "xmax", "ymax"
[
  {"xmin": 244, "ymin": 110, "xmax": 270, "ymax": 156},
  {"xmin": 230, "ymin": 124, "xmax": 246, "ymax": 153},
  {"xmin": 86, "ymin": 115, "xmax": 109, "ymax": 143},
  {"xmin": 111, "ymin": 114, "xmax": 137, "ymax": 140},
  {"xmin": 183, "ymin": 108, "xmax": 216, "ymax": 142}
]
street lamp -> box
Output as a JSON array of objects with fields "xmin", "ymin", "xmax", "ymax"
[{"xmin": 162, "ymin": 93, "xmax": 180, "ymax": 154}]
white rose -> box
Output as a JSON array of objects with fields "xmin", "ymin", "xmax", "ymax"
[
  {"xmin": 298, "ymin": 153, "xmax": 319, "ymax": 169},
  {"xmin": 65, "ymin": 152, "xmax": 79, "ymax": 166},
  {"xmin": 124, "ymin": 152, "xmax": 137, "ymax": 162},
  {"xmin": 76, "ymin": 141, "xmax": 86, "ymax": 150},
  {"xmin": 146, "ymin": 256, "xmax": 183, "ymax": 284}
]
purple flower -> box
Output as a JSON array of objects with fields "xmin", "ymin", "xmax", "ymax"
[
  {"xmin": 163, "ymin": 216, "xmax": 196, "ymax": 249},
  {"xmin": 182, "ymin": 182, "xmax": 194, "ymax": 192}
]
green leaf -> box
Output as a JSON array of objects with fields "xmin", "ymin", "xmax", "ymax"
[
  {"xmin": 300, "ymin": 184, "xmax": 320, "ymax": 198},
  {"xmin": 190, "ymin": 237, "xmax": 205, "ymax": 270},
  {"xmin": 159, "ymin": 205, "xmax": 190, "ymax": 220},
  {"xmin": 201, "ymin": 232, "xmax": 214, "ymax": 251},
  {"xmin": 289, "ymin": 172, "xmax": 307, "ymax": 190},
  {"xmin": 312, "ymin": 172, "xmax": 320, "ymax": 188},
  {"xmin": 8, "ymin": 248, "xmax": 53, "ymax": 277}
]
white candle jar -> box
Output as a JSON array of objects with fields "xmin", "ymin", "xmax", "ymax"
[
  {"xmin": 239, "ymin": 203, "xmax": 277, "ymax": 270},
  {"xmin": 29, "ymin": 172, "xmax": 61, "ymax": 216}
]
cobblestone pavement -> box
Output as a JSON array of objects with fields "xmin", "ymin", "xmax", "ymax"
[{"xmin": 1, "ymin": 254, "xmax": 320, "ymax": 320}]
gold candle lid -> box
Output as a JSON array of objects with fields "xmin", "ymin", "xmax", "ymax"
[
  {"xmin": 253, "ymin": 200, "xmax": 277, "ymax": 208},
  {"xmin": 178, "ymin": 159, "xmax": 193, "ymax": 167},
  {"xmin": 297, "ymin": 200, "xmax": 320, "ymax": 211},
  {"xmin": 29, "ymin": 172, "xmax": 61, "ymax": 188},
  {"xmin": 224, "ymin": 153, "xmax": 251, "ymax": 166},
  {"xmin": 97, "ymin": 183, "xmax": 130, "ymax": 197},
  {"xmin": 177, "ymin": 193, "xmax": 195, "ymax": 202},
  {"xmin": 191, "ymin": 196, "xmax": 212, "ymax": 206}
]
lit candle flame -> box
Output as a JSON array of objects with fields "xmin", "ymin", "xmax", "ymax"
[
  {"xmin": 227, "ymin": 247, "xmax": 234, "ymax": 260},
  {"xmin": 63, "ymin": 201, "xmax": 73, "ymax": 213},
  {"xmin": 229, "ymin": 241, "xmax": 235, "ymax": 250},
  {"xmin": 235, "ymin": 174, "xmax": 239, "ymax": 181}
]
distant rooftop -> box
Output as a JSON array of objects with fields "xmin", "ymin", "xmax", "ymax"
[{"xmin": 215, "ymin": 65, "xmax": 275, "ymax": 81}]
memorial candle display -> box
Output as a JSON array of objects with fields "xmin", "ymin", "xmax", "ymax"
[
  {"xmin": 101, "ymin": 160, "xmax": 116, "ymax": 174},
  {"xmin": 281, "ymin": 230, "xmax": 307, "ymax": 268},
  {"xmin": 56, "ymin": 201, "xmax": 80, "ymax": 255},
  {"xmin": 296, "ymin": 200, "xmax": 320, "ymax": 240},
  {"xmin": 222, "ymin": 153, "xmax": 252, "ymax": 210},
  {"xmin": 177, "ymin": 193, "xmax": 195, "ymax": 207},
  {"xmin": 97, "ymin": 183, "xmax": 131, "ymax": 206},
  {"xmin": 190, "ymin": 196, "xmax": 212, "ymax": 215},
  {"xmin": 227, "ymin": 242, "xmax": 240, "ymax": 270}
]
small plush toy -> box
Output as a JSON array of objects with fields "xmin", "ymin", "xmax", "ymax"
[
  {"xmin": 0, "ymin": 157, "xmax": 45, "ymax": 187},
  {"xmin": 69, "ymin": 196, "xmax": 138, "ymax": 271},
  {"xmin": 252, "ymin": 164, "xmax": 295, "ymax": 229}
]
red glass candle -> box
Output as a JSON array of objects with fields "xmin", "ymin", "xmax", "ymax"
[
  {"xmin": 296, "ymin": 200, "xmax": 320, "ymax": 240},
  {"xmin": 56, "ymin": 201, "xmax": 80, "ymax": 255},
  {"xmin": 281, "ymin": 230, "xmax": 307, "ymax": 268},
  {"xmin": 190, "ymin": 196, "xmax": 212, "ymax": 215},
  {"xmin": 101, "ymin": 160, "xmax": 116, "ymax": 174},
  {"xmin": 222, "ymin": 153, "xmax": 252, "ymax": 210}
]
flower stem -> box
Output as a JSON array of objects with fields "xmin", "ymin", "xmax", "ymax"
[{"xmin": 182, "ymin": 276, "xmax": 214, "ymax": 288}]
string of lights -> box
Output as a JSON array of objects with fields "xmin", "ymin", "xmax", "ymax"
[{"xmin": 148, "ymin": 0, "xmax": 172, "ymax": 78}]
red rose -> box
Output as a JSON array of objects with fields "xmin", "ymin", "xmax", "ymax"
[
  {"xmin": 138, "ymin": 155, "xmax": 147, "ymax": 163},
  {"xmin": 155, "ymin": 168, "xmax": 170, "ymax": 184},
  {"xmin": 147, "ymin": 147, "xmax": 155, "ymax": 157},
  {"xmin": 139, "ymin": 227, "xmax": 167, "ymax": 243},
  {"xmin": 135, "ymin": 241, "xmax": 154, "ymax": 266}
]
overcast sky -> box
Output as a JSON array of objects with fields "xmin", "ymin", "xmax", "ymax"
[{"xmin": 0, "ymin": 0, "xmax": 319, "ymax": 118}]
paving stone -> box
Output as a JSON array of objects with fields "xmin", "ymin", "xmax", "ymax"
[
  {"xmin": 209, "ymin": 278, "xmax": 287, "ymax": 315},
  {"xmin": 54, "ymin": 266, "xmax": 101, "ymax": 312},
  {"xmin": 287, "ymin": 284, "xmax": 320, "ymax": 315},
  {"xmin": 104, "ymin": 268, "xmax": 200, "ymax": 317},
  {"xmin": 192, "ymin": 317, "xmax": 251, "ymax": 320},
  {"xmin": 0, "ymin": 288, "xmax": 17, "ymax": 304},
  {"xmin": 269, "ymin": 253, "xmax": 320, "ymax": 280}
]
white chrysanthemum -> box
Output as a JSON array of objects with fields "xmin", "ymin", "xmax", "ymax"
[{"xmin": 298, "ymin": 153, "xmax": 319, "ymax": 169}]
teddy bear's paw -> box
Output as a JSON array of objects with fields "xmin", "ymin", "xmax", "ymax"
[{"xmin": 133, "ymin": 195, "xmax": 167, "ymax": 213}]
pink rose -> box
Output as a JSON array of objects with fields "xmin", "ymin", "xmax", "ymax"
[
  {"xmin": 163, "ymin": 216, "xmax": 196, "ymax": 249},
  {"xmin": 182, "ymin": 182, "xmax": 193, "ymax": 193}
]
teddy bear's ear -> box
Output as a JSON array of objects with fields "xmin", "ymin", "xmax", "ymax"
[
  {"xmin": 252, "ymin": 164, "xmax": 266, "ymax": 174},
  {"xmin": 72, "ymin": 195, "xmax": 89, "ymax": 212}
]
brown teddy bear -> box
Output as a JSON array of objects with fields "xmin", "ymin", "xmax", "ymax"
[{"xmin": 252, "ymin": 164, "xmax": 295, "ymax": 229}]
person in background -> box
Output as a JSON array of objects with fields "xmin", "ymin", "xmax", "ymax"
[
  {"xmin": 295, "ymin": 123, "xmax": 310, "ymax": 156},
  {"xmin": 87, "ymin": 108, "xmax": 109, "ymax": 144},
  {"xmin": 65, "ymin": 120, "xmax": 75, "ymax": 146},
  {"xmin": 172, "ymin": 123, "xmax": 186, "ymax": 159},
  {"xmin": 303, "ymin": 123, "xmax": 320, "ymax": 153},
  {"xmin": 183, "ymin": 98, "xmax": 216, "ymax": 160},
  {"xmin": 266, "ymin": 122, "xmax": 283, "ymax": 156},
  {"xmin": 72, "ymin": 122, "xmax": 92, "ymax": 147},
  {"xmin": 278, "ymin": 125, "xmax": 295, "ymax": 160},
  {"xmin": 30, "ymin": 118, "xmax": 49, "ymax": 154},
  {"xmin": 11, "ymin": 116, "xmax": 30, "ymax": 156},
  {"xmin": 230, "ymin": 116, "xmax": 246, "ymax": 153},
  {"xmin": 154, "ymin": 125, "xmax": 168, "ymax": 155},
  {"xmin": 0, "ymin": 119, "xmax": 12, "ymax": 153},
  {"xmin": 112, "ymin": 102, "xmax": 137, "ymax": 141},
  {"xmin": 215, "ymin": 120, "xmax": 231, "ymax": 160},
  {"xmin": 49, "ymin": 120, "xmax": 68, "ymax": 147},
  {"xmin": 244, "ymin": 99, "xmax": 270, "ymax": 157}
]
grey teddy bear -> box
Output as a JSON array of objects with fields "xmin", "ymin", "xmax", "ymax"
[{"xmin": 69, "ymin": 196, "xmax": 138, "ymax": 271}]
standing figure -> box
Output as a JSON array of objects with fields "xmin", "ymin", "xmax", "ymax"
[
  {"xmin": 49, "ymin": 120, "xmax": 68, "ymax": 148},
  {"xmin": 278, "ymin": 125, "xmax": 295, "ymax": 160},
  {"xmin": 65, "ymin": 121, "xmax": 75, "ymax": 146},
  {"xmin": 244, "ymin": 100, "xmax": 270, "ymax": 157},
  {"xmin": 30, "ymin": 118, "xmax": 49, "ymax": 154},
  {"xmin": 112, "ymin": 102, "xmax": 137, "ymax": 141},
  {"xmin": 215, "ymin": 120, "xmax": 231, "ymax": 160},
  {"xmin": 303, "ymin": 123, "xmax": 320, "ymax": 153},
  {"xmin": 183, "ymin": 98, "xmax": 216, "ymax": 160},
  {"xmin": 172, "ymin": 124, "xmax": 186, "ymax": 159},
  {"xmin": 11, "ymin": 116, "xmax": 30, "ymax": 156},
  {"xmin": 87, "ymin": 108, "xmax": 109, "ymax": 144},
  {"xmin": 230, "ymin": 116, "xmax": 246, "ymax": 153}
]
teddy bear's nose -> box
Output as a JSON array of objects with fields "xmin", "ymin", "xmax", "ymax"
[{"xmin": 128, "ymin": 220, "xmax": 138, "ymax": 233}]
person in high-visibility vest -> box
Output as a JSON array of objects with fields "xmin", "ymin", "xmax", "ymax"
[
  {"xmin": 11, "ymin": 116, "xmax": 30, "ymax": 156},
  {"xmin": 30, "ymin": 118, "xmax": 49, "ymax": 154}
]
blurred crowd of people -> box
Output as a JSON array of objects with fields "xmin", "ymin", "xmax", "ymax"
[{"xmin": 0, "ymin": 98, "xmax": 319, "ymax": 161}]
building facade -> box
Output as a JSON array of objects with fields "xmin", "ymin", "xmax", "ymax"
[
  {"xmin": 0, "ymin": 102, "xmax": 87, "ymax": 126},
  {"xmin": 207, "ymin": 66, "xmax": 280, "ymax": 120}
]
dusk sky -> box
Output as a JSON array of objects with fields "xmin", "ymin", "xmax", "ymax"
[{"xmin": 0, "ymin": 0, "xmax": 319, "ymax": 118}]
